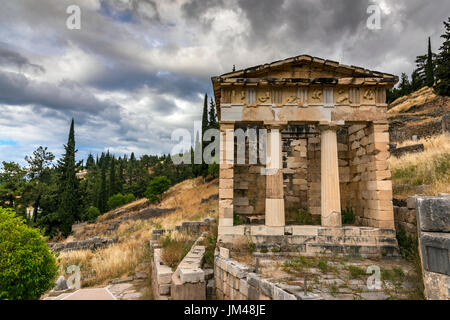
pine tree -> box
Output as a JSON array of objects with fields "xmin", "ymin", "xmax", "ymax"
[
  {"xmin": 435, "ymin": 17, "xmax": 450, "ymax": 96},
  {"xmin": 425, "ymin": 37, "xmax": 435, "ymax": 87},
  {"xmin": 109, "ymin": 156, "xmax": 116, "ymax": 197},
  {"xmin": 86, "ymin": 153, "xmax": 95, "ymax": 169},
  {"xmin": 97, "ymin": 159, "xmax": 107, "ymax": 213},
  {"xmin": 398, "ymin": 73, "xmax": 411, "ymax": 97},
  {"xmin": 57, "ymin": 118, "xmax": 79, "ymax": 235},
  {"xmin": 117, "ymin": 158, "xmax": 124, "ymax": 194}
]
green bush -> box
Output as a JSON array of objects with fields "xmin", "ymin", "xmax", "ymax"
[
  {"xmin": 0, "ymin": 207, "xmax": 58, "ymax": 300},
  {"xmin": 208, "ymin": 163, "xmax": 219, "ymax": 178},
  {"xmin": 145, "ymin": 176, "xmax": 171, "ymax": 203},
  {"xmin": 83, "ymin": 206, "xmax": 101, "ymax": 222},
  {"xmin": 107, "ymin": 193, "xmax": 135, "ymax": 210}
]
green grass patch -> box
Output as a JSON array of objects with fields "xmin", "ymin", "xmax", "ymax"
[{"xmin": 347, "ymin": 265, "xmax": 366, "ymax": 278}]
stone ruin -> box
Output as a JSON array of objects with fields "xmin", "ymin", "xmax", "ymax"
[{"xmin": 211, "ymin": 54, "xmax": 401, "ymax": 257}]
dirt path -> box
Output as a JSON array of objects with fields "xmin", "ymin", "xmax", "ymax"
[{"xmin": 44, "ymin": 287, "xmax": 117, "ymax": 300}]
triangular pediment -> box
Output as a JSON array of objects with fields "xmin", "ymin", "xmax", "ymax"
[{"xmin": 213, "ymin": 55, "xmax": 396, "ymax": 81}]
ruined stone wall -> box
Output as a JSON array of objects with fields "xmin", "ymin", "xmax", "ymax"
[
  {"xmin": 233, "ymin": 125, "xmax": 354, "ymax": 221},
  {"xmin": 348, "ymin": 123, "xmax": 394, "ymax": 229},
  {"xmin": 393, "ymin": 197, "xmax": 418, "ymax": 238},
  {"xmin": 215, "ymin": 249, "xmax": 304, "ymax": 300}
]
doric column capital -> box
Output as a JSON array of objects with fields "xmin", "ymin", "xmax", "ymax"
[
  {"xmin": 219, "ymin": 121, "xmax": 235, "ymax": 131},
  {"xmin": 263, "ymin": 121, "xmax": 288, "ymax": 131},
  {"xmin": 317, "ymin": 121, "xmax": 343, "ymax": 132}
]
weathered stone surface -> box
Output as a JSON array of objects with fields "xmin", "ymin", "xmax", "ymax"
[
  {"xmin": 360, "ymin": 292, "xmax": 391, "ymax": 300},
  {"xmin": 416, "ymin": 196, "xmax": 450, "ymax": 232},
  {"xmin": 54, "ymin": 276, "xmax": 68, "ymax": 291},
  {"xmin": 110, "ymin": 276, "xmax": 134, "ymax": 284},
  {"xmin": 420, "ymin": 232, "xmax": 450, "ymax": 276},
  {"xmin": 134, "ymin": 271, "xmax": 148, "ymax": 280}
]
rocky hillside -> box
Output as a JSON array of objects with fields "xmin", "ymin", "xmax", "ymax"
[{"xmin": 388, "ymin": 86, "xmax": 450, "ymax": 143}]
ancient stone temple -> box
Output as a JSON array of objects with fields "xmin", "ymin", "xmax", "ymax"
[{"xmin": 212, "ymin": 55, "xmax": 400, "ymax": 256}]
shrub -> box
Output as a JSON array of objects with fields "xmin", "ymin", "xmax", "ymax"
[
  {"xmin": 0, "ymin": 207, "xmax": 58, "ymax": 299},
  {"xmin": 341, "ymin": 207, "xmax": 355, "ymax": 225},
  {"xmin": 208, "ymin": 163, "xmax": 219, "ymax": 178},
  {"xmin": 145, "ymin": 176, "xmax": 171, "ymax": 203},
  {"xmin": 233, "ymin": 212, "xmax": 245, "ymax": 225},
  {"xmin": 83, "ymin": 206, "xmax": 100, "ymax": 222},
  {"xmin": 107, "ymin": 193, "xmax": 135, "ymax": 210}
]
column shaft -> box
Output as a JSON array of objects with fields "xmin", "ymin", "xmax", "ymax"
[
  {"xmin": 265, "ymin": 127, "xmax": 285, "ymax": 227},
  {"xmin": 320, "ymin": 125, "xmax": 342, "ymax": 227},
  {"xmin": 219, "ymin": 123, "xmax": 234, "ymax": 227}
]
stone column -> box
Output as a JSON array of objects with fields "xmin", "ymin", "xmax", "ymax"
[
  {"xmin": 219, "ymin": 122, "xmax": 235, "ymax": 227},
  {"xmin": 319, "ymin": 122, "xmax": 342, "ymax": 227},
  {"xmin": 264, "ymin": 124, "xmax": 285, "ymax": 227}
]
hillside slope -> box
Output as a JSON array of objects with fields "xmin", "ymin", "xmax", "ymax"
[
  {"xmin": 388, "ymin": 86, "xmax": 450, "ymax": 143},
  {"xmin": 56, "ymin": 177, "xmax": 218, "ymax": 289}
]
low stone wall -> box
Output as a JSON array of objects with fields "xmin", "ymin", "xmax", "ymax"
[
  {"xmin": 171, "ymin": 234, "xmax": 207, "ymax": 300},
  {"xmin": 151, "ymin": 218, "xmax": 216, "ymax": 243},
  {"xmin": 48, "ymin": 236, "xmax": 115, "ymax": 252},
  {"xmin": 393, "ymin": 196, "xmax": 418, "ymax": 238},
  {"xmin": 150, "ymin": 218, "xmax": 216, "ymax": 300},
  {"xmin": 415, "ymin": 194, "xmax": 450, "ymax": 300},
  {"xmin": 152, "ymin": 248, "xmax": 173, "ymax": 300},
  {"xmin": 390, "ymin": 144, "xmax": 424, "ymax": 158},
  {"xmin": 214, "ymin": 248, "xmax": 320, "ymax": 300}
]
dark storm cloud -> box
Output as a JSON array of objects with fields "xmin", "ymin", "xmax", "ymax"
[
  {"xmin": 1, "ymin": 0, "xmax": 449, "ymax": 164},
  {"xmin": 0, "ymin": 70, "xmax": 120, "ymax": 120},
  {"xmin": 87, "ymin": 65, "xmax": 209, "ymax": 102},
  {"xmin": 0, "ymin": 45, "xmax": 45, "ymax": 74}
]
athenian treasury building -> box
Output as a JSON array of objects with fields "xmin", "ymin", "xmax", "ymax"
[{"xmin": 212, "ymin": 55, "xmax": 400, "ymax": 257}]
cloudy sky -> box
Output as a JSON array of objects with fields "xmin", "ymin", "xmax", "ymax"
[{"xmin": 0, "ymin": 0, "xmax": 449, "ymax": 165}]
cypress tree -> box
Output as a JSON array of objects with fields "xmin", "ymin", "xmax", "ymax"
[
  {"xmin": 201, "ymin": 93, "xmax": 208, "ymax": 135},
  {"xmin": 425, "ymin": 37, "xmax": 435, "ymax": 87},
  {"xmin": 129, "ymin": 152, "xmax": 136, "ymax": 185},
  {"xmin": 57, "ymin": 118, "xmax": 79, "ymax": 235},
  {"xmin": 435, "ymin": 17, "xmax": 450, "ymax": 96},
  {"xmin": 208, "ymin": 98, "xmax": 218, "ymax": 129},
  {"xmin": 200, "ymin": 94, "xmax": 209, "ymax": 176}
]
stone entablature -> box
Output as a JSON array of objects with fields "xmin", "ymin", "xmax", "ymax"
[
  {"xmin": 212, "ymin": 55, "xmax": 396, "ymax": 124},
  {"xmin": 212, "ymin": 54, "xmax": 399, "ymax": 247}
]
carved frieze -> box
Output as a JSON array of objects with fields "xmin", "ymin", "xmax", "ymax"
[
  {"xmin": 336, "ymin": 88, "xmax": 349, "ymax": 104},
  {"xmin": 258, "ymin": 90, "xmax": 271, "ymax": 103},
  {"xmin": 310, "ymin": 88, "xmax": 322, "ymax": 104}
]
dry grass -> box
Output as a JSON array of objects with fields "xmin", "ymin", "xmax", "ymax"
[
  {"xmin": 57, "ymin": 219, "xmax": 155, "ymax": 286},
  {"xmin": 390, "ymin": 133, "xmax": 450, "ymax": 196},
  {"xmin": 388, "ymin": 86, "xmax": 437, "ymax": 114},
  {"xmin": 160, "ymin": 231, "xmax": 196, "ymax": 269},
  {"xmin": 56, "ymin": 177, "xmax": 219, "ymax": 287}
]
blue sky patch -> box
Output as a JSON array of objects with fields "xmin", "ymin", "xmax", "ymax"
[{"xmin": 0, "ymin": 139, "xmax": 17, "ymax": 146}]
